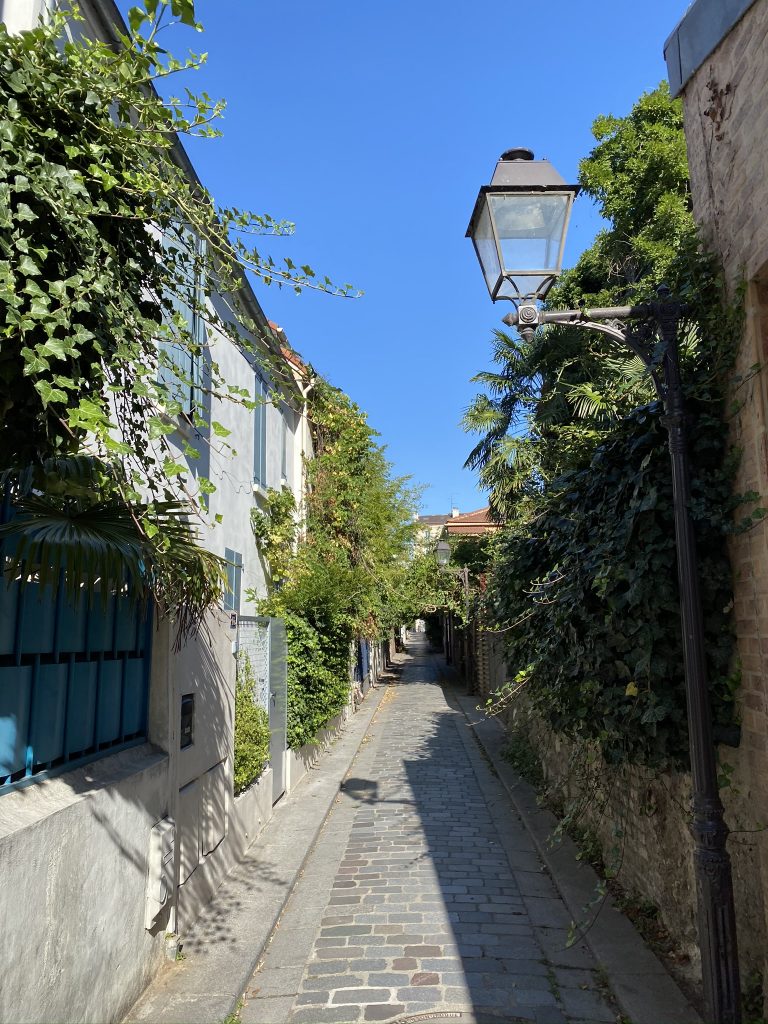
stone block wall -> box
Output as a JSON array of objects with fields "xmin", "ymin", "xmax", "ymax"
[
  {"xmin": 476, "ymin": 628, "xmax": 768, "ymax": 989},
  {"xmin": 504, "ymin": 710, "xmax": 768, "ymax": 986},
  {"xmin": 676, "ymin": 0, "xmax": 768, "ymax": 993}
]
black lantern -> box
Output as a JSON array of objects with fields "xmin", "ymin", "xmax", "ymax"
[{"xmin": 466, "ymin": 148, "xmax": 578, "ymax": 304}]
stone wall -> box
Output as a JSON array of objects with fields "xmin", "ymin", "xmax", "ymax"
[
  {"xmin": 675, "ymin": 0, "xmax": 768, "ymax": 994},
  {"xmin": 474, "ymin": 627, "xmax": 768, "ymax": 990}
]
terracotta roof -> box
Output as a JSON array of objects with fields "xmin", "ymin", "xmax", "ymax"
[
  {"xmin": 418, "ymin": 514, "xmax": 451, "ymax": 526},
  {"xmin": 280, "ymin": 344, "xmax": 307, "ymax": 372},
  {"xmin": 444, "ymin": 507, "xmax": 500, "ymax": 536}
]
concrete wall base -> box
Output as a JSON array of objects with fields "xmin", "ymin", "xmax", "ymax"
[{"xmin": 176, "ymin": 767, "xmax": 274, "ymax": 935}]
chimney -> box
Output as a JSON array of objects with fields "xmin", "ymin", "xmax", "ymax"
[{"xmin": 451, "ymin": 507, "xmax": 460, "ymax": 518}]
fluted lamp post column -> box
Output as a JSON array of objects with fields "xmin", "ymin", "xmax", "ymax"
[{"xmin": 466, "ymin": 149, "xmax": 741, "ymax": 1024}]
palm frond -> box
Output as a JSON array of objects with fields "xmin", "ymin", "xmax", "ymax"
[
  {"xmin": 0, "ymin": 497, "xmax": 147, "ymax": 603},
  {"xmin": 0, "ymin": 482, "xmax": 226, "ymax": 642}
]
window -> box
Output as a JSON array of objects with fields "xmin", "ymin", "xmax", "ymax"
[
  {"xmin": 223, "ymin": 548, "xmax": 243, "ymax": 613},
  {"xmin": 253, "ymin": 375, "xmax": 267, "ymax": 488},
  {"xmin": 158, "ymin": 228, "xmax": 206, "ymax": 416}
]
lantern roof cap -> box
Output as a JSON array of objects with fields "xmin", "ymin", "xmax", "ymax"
[
  {"xmin": 466, "ymin": 150, "xmax": 578, "ymax": 238},
  {"xmin": 489, "ymin": 149, "xmax": 570, "ymax": 189}
]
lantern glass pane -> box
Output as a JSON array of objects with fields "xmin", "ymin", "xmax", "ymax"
[
  {"xmin": 496, "ymin": 275, "xmax": 552, "ymax": 302},
  {"xmin": 488, "ymin": 193, "xmax": 569, "ymax": 273},
  {"xmin": 472, "ymin": 196, "xmax": 502, "ymax": 296}
]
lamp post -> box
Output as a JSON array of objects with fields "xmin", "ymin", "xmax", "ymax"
[{"xmin": 467, "ymin": 149, "xmax": 741, "ymax": 1024}]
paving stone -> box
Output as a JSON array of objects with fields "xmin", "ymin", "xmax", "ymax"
[
  {"xmin": 331, "ymin": 988, "xmax": 391, "ymax": 1004},
  {"xmin": 302, "ymin": 975, "xmax": 365, "ymax": 991},
  {"xmin": 228, "ymin": 643, "xmax": 695, "ymax": 1024},
  {"xmin": 363, "ymin": 1005, "xmax": 405, "ymax": 1022},
  {"xmin": 557, "ymin": 986, "xmax": 617, "ymax": 1020},
  {"xmin": 511, "ymin": 988, "xmax": 559, "ymax": 1008},
  {"xmin": 295, "ymin": 991, "xmax": 330, "ymax": 1006},
  {"xmin": 314, "ymin": 946, "xmax": 366, "ymax": 960},
  {"xmin": 396, "ymin": 986, "xmax": 443, "ymax": 1002},
  {"xmin": 532, "ymin": 1009, "xmax": 567, "ymax": 1024},
  {"xmin": 290, "ymin": 1006, "xmax": 361, "ymax": 1023},
  {"xmin": 306, "ymin": 961, "xmax": 354, "ymax": 976},
  {"xmin": 241, "ymin": 995, "xmax": 295, "ymax": 1024},
  {"xmin": 320, "ymin": 925, "xmax": 373, "ymax": 937},
  {"xmin": 410, "ymin": 971, "xmax": 440, "ymax": 985},
  {"xmin": 367, "ymin": 973, "xmax": 411, "ymax": 987}
]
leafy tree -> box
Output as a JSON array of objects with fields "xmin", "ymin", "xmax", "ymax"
[
  {"xmin": 0, "ymin": 2, "xmax": 354, "ymax": 635},
  {"xmin": 250, "ymin": 377, "xmax": 457, "ymax": 745},
  {"xmin": 465, "ymin": 84, "xmax": 742, "ymax": 765}
]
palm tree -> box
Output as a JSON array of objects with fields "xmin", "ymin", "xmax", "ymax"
[{"xmin": 0, "ymin": 456, "xmax": 226, "ymax": 645}]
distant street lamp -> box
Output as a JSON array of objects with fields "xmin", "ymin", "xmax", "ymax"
[
  {"xmin": 467, "ymin": 149, "xmax": 741, "ymax": 1024},
  {"xmin": 436, "ymin": 540, "xmax": 451, "ymax": 566}
]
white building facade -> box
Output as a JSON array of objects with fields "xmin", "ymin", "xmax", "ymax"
[{"xmin": 0, "ymin": 2, "xmax": 323, "ymax": 1021}]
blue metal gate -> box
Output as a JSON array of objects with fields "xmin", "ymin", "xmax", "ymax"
[{"xmin": 0, "ymin": 573, "xmax": 153, "ymax": 792}]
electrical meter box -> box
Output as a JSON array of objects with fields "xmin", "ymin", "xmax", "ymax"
[{"xmin": 145, "ymin": 817, "xmax": 175, "ymax": 929}]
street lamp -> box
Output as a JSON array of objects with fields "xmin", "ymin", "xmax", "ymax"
[
  {"xmin": 468, "ymin": 149, "xmax": 741, "ymax": 1024},
  {"xmin": 436, "ymin": 540, "xmax": 451, "ymax": 566},
  {"xmin": 466, "ymin": 147, "xmax": 578, "ymax": 304}
]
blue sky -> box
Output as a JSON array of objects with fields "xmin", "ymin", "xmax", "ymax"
[{"xmin": 150, "ymin": 0, "xmax": 691, "ymax": 515}]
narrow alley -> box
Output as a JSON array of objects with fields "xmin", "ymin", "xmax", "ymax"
[{"xmin": 130, "ymin": 636, "xmax": 697, "ymax": 1024}]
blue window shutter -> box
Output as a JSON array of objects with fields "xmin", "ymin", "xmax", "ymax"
[
  {"xmin": 223, "ymin": 548, "xmax": 243, "ymax": 613},
  {"xmin": 281, "ymin": 410, "xmax": 288, "ymax": 480},
  {"xmin": 254, "ymin": 376, "xmax": 267, "ymax": 487},
  {"xmin": 157, "ymin": 228, "xmax": 204, "ymax": 415}
]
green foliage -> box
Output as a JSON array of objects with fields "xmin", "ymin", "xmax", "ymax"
[
  {"xmin": 251, "ymin": 379, "xmax": 453, "ymax": 745},
  {"xmin": 467, "ymin": 84, "xmax": 742, "ymax": 767},
  {"xmin": 488, "ymin": 406, "xmax": 738, "ymax": 765},
  {"xmin": 233, "ymin": 655, "xmax": 271, "ymax": 795},
  {"xmin": 449, "ymin": 534, "xmax": 494, "ymax": 581},
  {"xmin": 501, "ymin": 731, "xmax": 544, "ymax": 788},
  {"xmin": 0, "ymin": 455, "xmax": 226, "ymax": 640},
  {"xmin": 250, "ymin": 486, "xmax": 297, "ymax": 587},
  {"xmin": 281, "ymin": 611, "xmax": 352, "ymax": 749},
  {"xmin": 0, "ymin": 2, "xmax": 353, "ymax": 637}
]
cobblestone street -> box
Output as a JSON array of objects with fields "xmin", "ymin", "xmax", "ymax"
[{"xmin": 241, "ymin": 638, "xmax": 623, "ymax": 1024}]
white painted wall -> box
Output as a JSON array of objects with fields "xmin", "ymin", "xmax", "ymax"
[
  {"xmin": 0, "ymin": 0, "xmax": 49, "ymax": 33},
  {"xmin": 0, "ymin": 4, "xmax": 314, "ymax": 1020},
  {"xmin": 0, "ymin": 746, "xmax": 170, "ymax": 1024}
]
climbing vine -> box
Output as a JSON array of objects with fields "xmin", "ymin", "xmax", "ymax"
[
  {"xmin": 468, "ymin": 84, "xmax": 745, "ymax": 767},
  {"xmin": 0, "ymin": 2, "xmax": 354, "ymax": 635},
  {"xmin": 250, "ymin": 377, "xmax": 457, "ymax": 746},
  {"xmin": 233, "ymin": 654, "xmax": 271, "ymax": 795}
]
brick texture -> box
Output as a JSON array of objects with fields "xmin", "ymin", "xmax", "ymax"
[{"xmin": 679, "ymin": 0, "xmax": 768, "ymax": 994}]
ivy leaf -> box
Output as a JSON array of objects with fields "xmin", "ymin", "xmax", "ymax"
[
  {"xmin": 127, "ymin": 6, "xmax": 147, "ymax": 34},
  {"xmin": 34, "ymin": 379, "xmax": 68, "ymax": 406},
  {"xmin": 18, "ymin": 254, "xmax": 40, "ymax": 277},
  {"xmin": 148, "ymin": 416, "xmax": 176, "ymax": 439},
  {"xmin": 170, "ymin": 0, "xmax": 197, "ymax": 26}
]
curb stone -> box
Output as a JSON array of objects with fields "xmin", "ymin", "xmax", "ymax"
[
  {"xmin": 452, "ymin": 686, "xmax": 703, "ymax": 1024},
  {"xmin": 123, "ymin": 674, "xmax": 393, "ymax": 1024}
]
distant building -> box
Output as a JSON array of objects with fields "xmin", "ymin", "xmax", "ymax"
[{"xmin": 444, "ymin": 507, "xmax": 501, "ymax": 539}]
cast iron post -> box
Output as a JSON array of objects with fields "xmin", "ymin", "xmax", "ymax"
[
  {"xmin": 655, "ymin": 295, "xmax": 741, "ymax": 1024},
  {"xmin": 505, "ymin": 291, "xmax": 742, "ymax": 1023}
]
